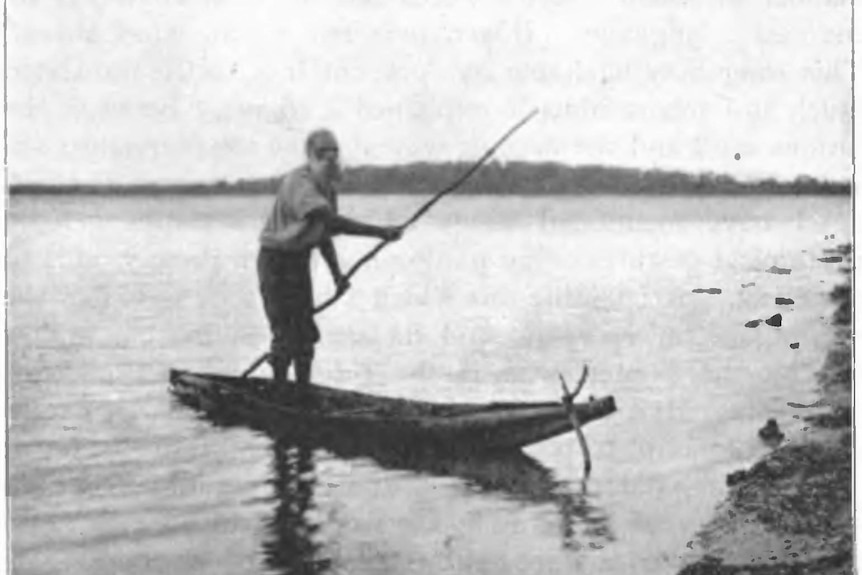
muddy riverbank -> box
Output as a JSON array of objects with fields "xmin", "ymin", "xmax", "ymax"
[{"xmin": 678, "ymin": 244, "xmax": 853, "ymax": 575}]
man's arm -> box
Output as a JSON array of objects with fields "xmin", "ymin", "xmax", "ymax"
[
  {"xmin": 319, "ymin": 236, "xmax": 349, "ymax": 293},
  {"xmin": 309, "ymin": 208, "xmax": 402, "ymax": 241}
]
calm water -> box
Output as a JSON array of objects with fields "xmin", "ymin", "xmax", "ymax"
[{"xmin": 9, "ymin": 193, "xmax": 850, "ymax": 574}]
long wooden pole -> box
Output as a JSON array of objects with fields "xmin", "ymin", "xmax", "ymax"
[{"xmin": 313, "ymin": 108, "xmax": 540, "ymax": 314}]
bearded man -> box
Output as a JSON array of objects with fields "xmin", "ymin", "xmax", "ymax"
[{"xmin": 258, "ymin": 129, "xmax": 402, "ymax": 387}]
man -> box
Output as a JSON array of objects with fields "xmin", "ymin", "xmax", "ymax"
[{"xmin": 258, "ymin": 128, "xmax": 402, "ymax": 388}]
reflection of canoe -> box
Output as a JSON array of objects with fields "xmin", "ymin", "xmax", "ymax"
[
  {"xmin": 259, "ymin": 437, "xmax": 613, "ymax": 570},
  {"xmin": 262, "ymin": 441, "xmax": 556, "ymax": 575},
  {"xmin": 169, "ymin": 369, "xmax": 617, "ymax": 452}
]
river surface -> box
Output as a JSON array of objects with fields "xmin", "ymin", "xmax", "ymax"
[{"xmin": 9, "ymin": 193, "xmax": 850, "ymax": 574}]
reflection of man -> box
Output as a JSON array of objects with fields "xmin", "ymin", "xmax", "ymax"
[
  {"xmin": 258, "ymin": 129, "xmax": 402, "ymax": 387},
  {"xmin": 263, "ymin": 441, "xmax": 327, "ymax": 573}
]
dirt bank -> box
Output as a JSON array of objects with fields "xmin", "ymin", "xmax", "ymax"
[{"xmin": 678, "ymin": 244, "xmax": 853, "ymax": 575}]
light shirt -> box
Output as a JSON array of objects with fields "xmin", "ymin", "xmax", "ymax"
[{"xmin": 259, "ymin": 166, "xmax": 338, "ymax": 252}]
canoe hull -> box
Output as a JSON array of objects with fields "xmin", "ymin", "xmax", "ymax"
[{"xmin": 169, "ymin": 369, "xmax": 617, "ymax": 452}]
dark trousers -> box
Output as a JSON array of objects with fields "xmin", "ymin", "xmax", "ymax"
[{"xmin": 257, "ymin": 247, "xmax": 320, "ymax": 373}]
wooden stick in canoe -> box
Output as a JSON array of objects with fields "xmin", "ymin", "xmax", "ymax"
[{"xmin": 559, "ymin": 366, "xmax": 592, "ymax": 480}]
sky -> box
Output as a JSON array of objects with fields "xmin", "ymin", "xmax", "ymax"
[{"xmin": 7, "ymin": 0, "xmax": 854, "ymax": 184}]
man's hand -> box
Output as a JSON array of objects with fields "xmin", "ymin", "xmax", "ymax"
[
  {"xmin": 379, "ymin": 225, "xmax": 404, "ymax": 242},
  {"xmin": 334, "ymin": 273, "xmax": 351, "ymax": 295}
]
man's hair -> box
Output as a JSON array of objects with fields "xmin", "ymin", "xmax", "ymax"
[{"xmin": 305, "ymin": 129, "xmax": 337, "ymax": 157}]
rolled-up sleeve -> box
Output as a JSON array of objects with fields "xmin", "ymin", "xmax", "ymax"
[{"xmin": 292, "ymin": 179, "xmax": 332, "ymax": 220}]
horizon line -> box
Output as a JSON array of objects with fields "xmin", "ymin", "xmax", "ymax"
[{"xmin": 7, "ymin": 160, "xmax": 853, "ymax": 189}]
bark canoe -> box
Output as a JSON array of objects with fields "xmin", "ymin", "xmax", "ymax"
[{"xmin": 169, "ymin": 369, "xmax": 617, "ymax": 453}]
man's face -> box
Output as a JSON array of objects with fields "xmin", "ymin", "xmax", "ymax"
[{"xmin": 308, "ymin": 132, "xmax": 342, "ymax": 183}]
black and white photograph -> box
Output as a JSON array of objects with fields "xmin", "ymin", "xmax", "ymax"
[{"xmin": 7, "ymin": 1, "xmax": 854, "ymax": 573}]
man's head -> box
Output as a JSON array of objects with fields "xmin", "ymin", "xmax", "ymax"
[{"xmin": 305, "ymin": 129, "xmax": 342, "ymax": 184}]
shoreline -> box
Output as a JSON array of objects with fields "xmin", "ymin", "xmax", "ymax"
[
  {"xmin": 677, "ymin": 244, "xmax": 853, "ymax": 574},
  {"xmin": 8, "ymin": 163, "xmax": 851, "ymax": 197},
  {"xmin": 7, "ymin": 189, "xmax": 851, "ymax": 197}
]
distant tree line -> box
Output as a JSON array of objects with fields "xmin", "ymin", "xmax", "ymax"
[{"xmin": 10, "ymin": 162, "xmax": 850, "ymax": 196}]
